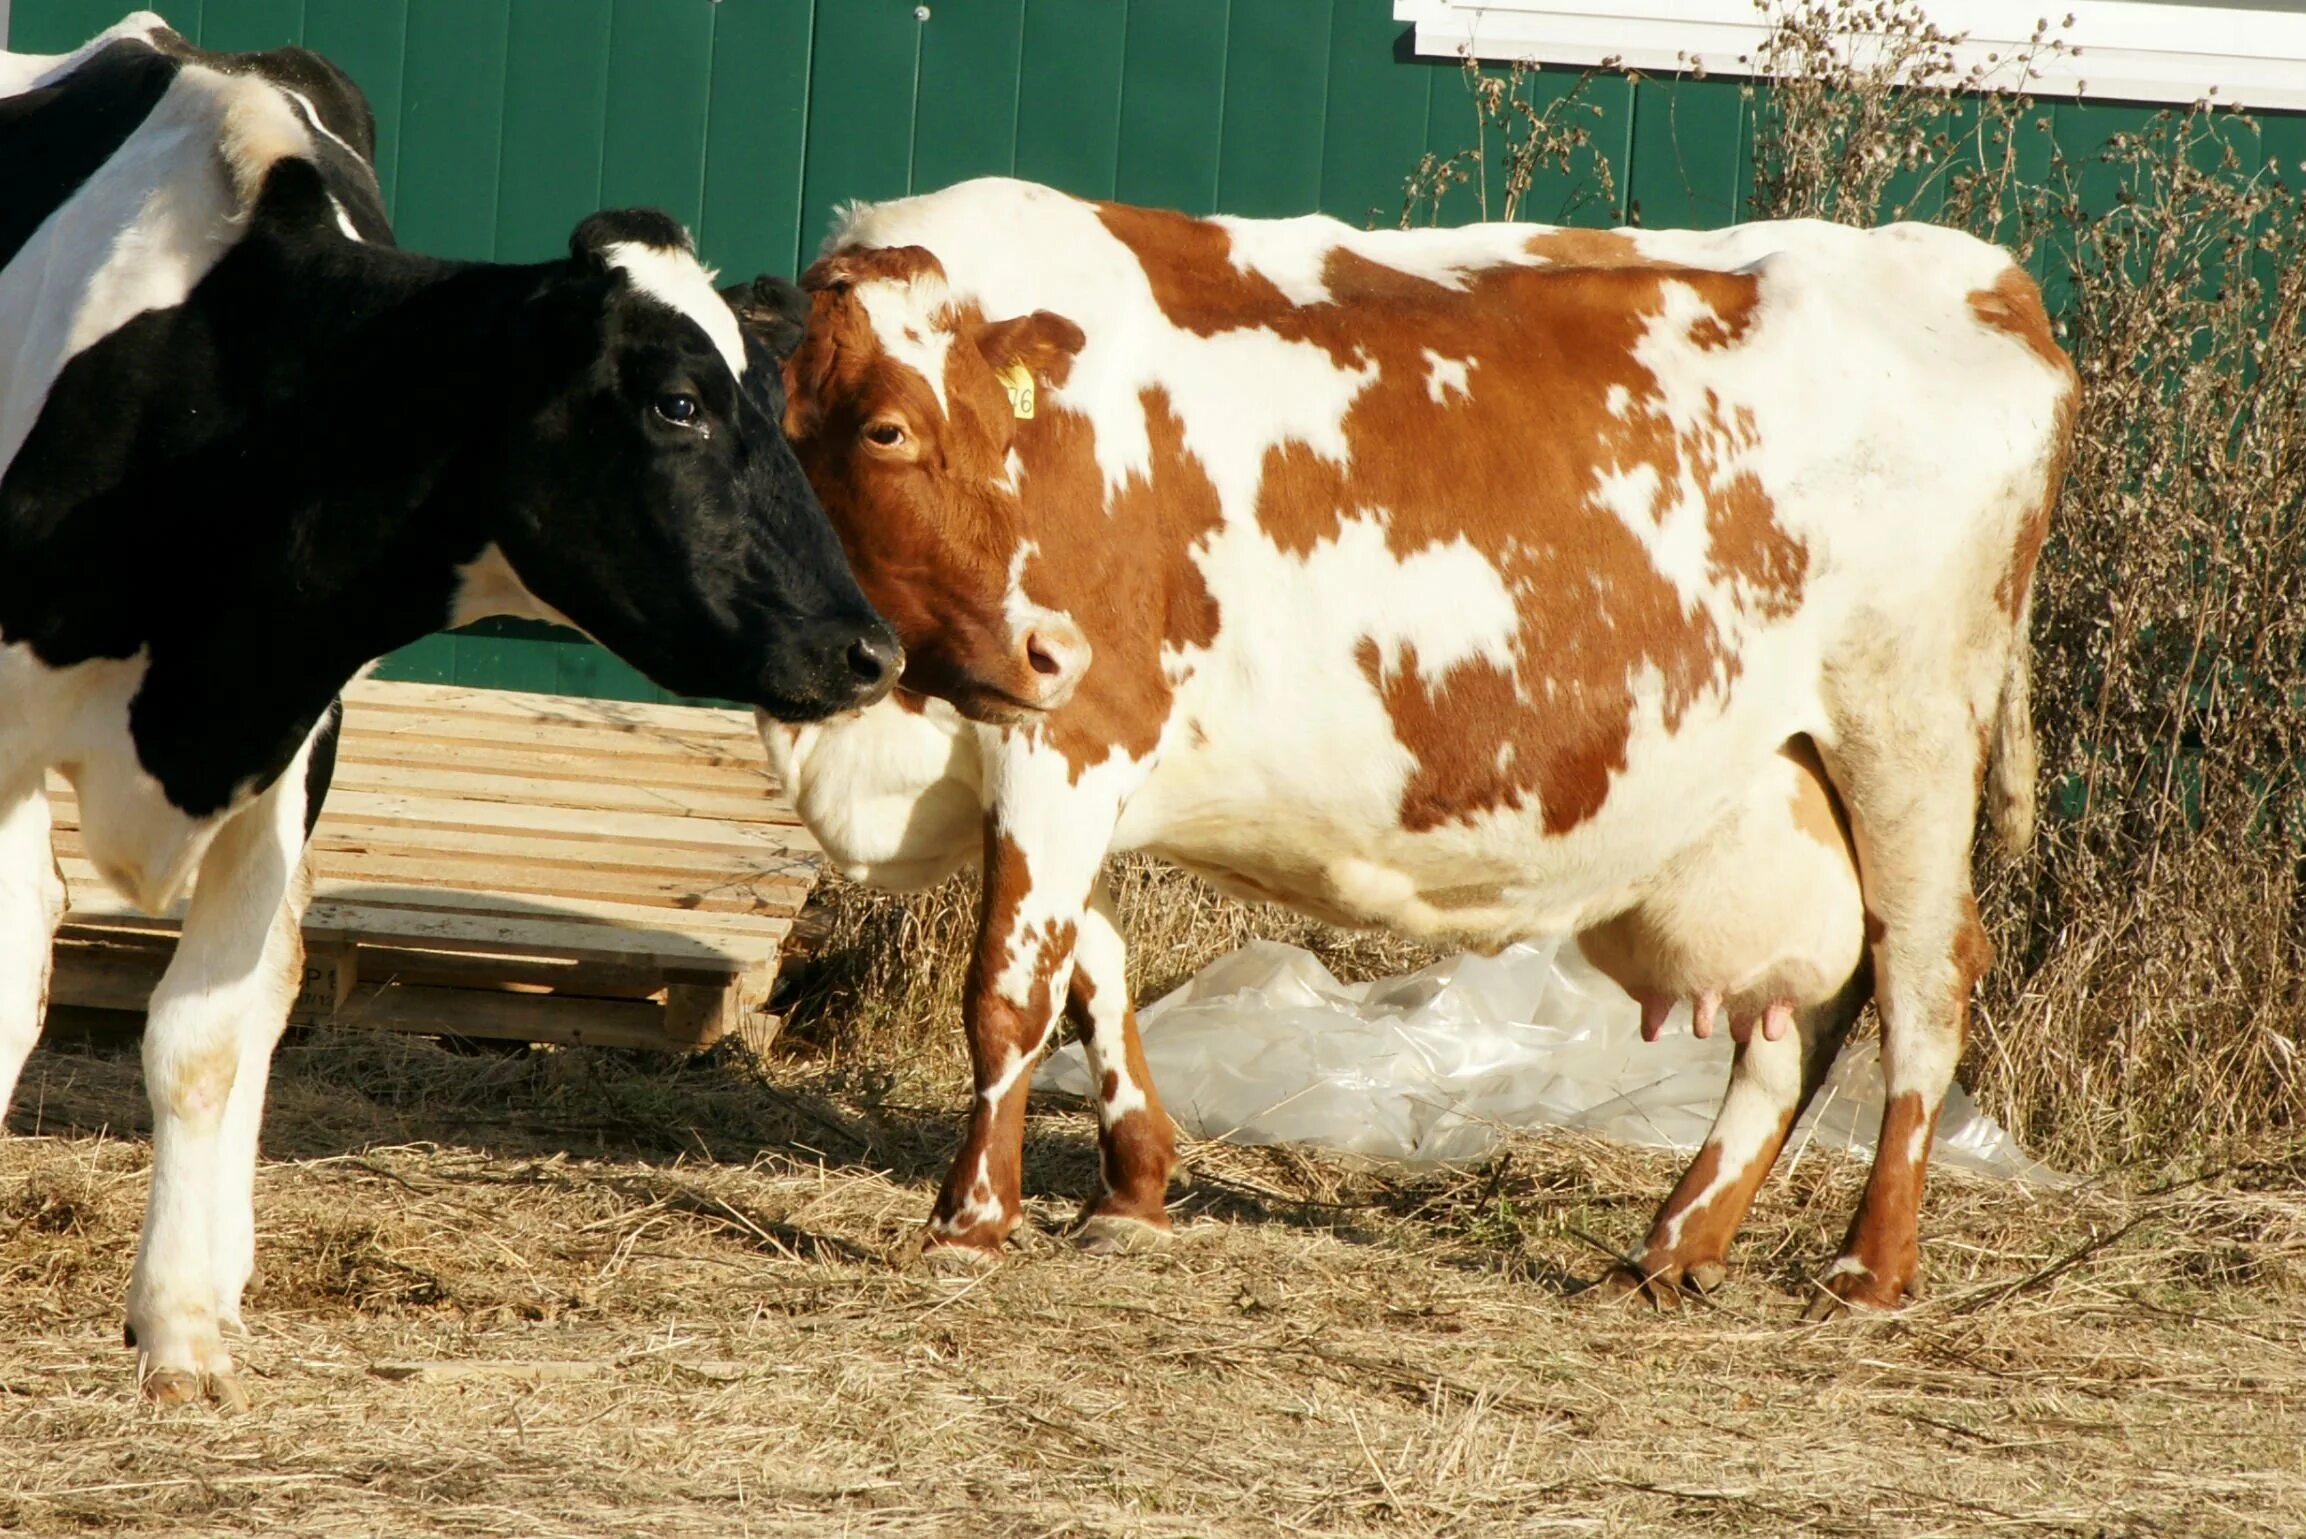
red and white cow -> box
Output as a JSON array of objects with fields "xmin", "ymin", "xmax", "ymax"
[{"xmin": 760, "ymin": 177, "xmax": 2072, "ymax": 1312}]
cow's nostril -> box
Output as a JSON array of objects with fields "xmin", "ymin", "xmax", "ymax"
[
  {"xmin": 1025, "ymin": 634, "xmax": 1064, "ymax": 677},
  {"xmin": 847, "ymin": 634, "xmax": 899, "ymax": 688}
]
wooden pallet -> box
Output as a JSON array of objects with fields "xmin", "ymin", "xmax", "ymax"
[{"xmin": 47, "ymin": 679, "xmax": 818, "ymax": 1052}]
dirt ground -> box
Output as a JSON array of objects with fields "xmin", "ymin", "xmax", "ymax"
[{"xmin": 2, "ymin": 1017, "xmax": 2301, "ymax": 1538}]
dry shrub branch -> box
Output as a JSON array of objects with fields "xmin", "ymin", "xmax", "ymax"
[{"xmin": 1739, "ymin": 0, "xmax": 2306, "ymax": 1165}]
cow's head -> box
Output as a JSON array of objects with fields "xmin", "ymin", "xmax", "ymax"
[
  {"xmin": 762, "ymin": 246, "xmax": 1091, "ymax": 723},
  {"xmin": 480, "ymin": 211, "xmax": 900, "ymax": 719}
]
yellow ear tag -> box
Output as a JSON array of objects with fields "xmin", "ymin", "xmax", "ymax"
[{"xmin": 994, "ymin": 359, "xmax": 1036, "ymax": 420}]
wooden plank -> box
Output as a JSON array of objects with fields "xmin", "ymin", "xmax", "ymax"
[
  {"xmin": 45, "ymin": 825, "xmax": 811, "ymax": 896},
  {"xmin": 346, "ymin": 947, "xmax": 673, "ymax": 999},
  {"xmin": 316, "ymin": 763, "xmax": 790, "ymax": 823},
  {"xmin": 57, "ymin": 874, "xmax": 785, "ymax": 970},
  {"xmin": 327, "ymin": 982, "xmax": 682, "ymax": 1051},
  {"xmin": 324, "ymin": 735, "xmax": 769, "ymax": 795},
  {"xmin": 301, "ymin": 902, "xmax": 780, "ymax": 970},
  {"xmin": 49, "ymin": 943, "xmax": 168, "ymax": 1014},
  {"xmin": 55, "ymin": 865, "xmax": 791, "ymax": 948},
  {"xmin": 304, "ymin": 824, "xmax": 813, "ymax": 882},
  {"xmin": 660, "ymin": 982, "xmax": 742, "ymax": 1048},
  {"xmin": 49, "ymin": 785, "xmax": 817, "ymax": 857},
  {"xmin": 344, "ymin": 680, "xmax": 759, "ymax": 737},
  {"xmin": 305, "ymin": 849, "xmax": 811, "ymax": 916},
  {"xmin": 338, "ymin": 712, "xmax": 766, "ymax": 765}
]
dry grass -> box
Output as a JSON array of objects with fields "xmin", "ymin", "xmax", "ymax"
[{"xmin": 6, "ymin": 1021, "xmax": 2304, "ymax": 1537}]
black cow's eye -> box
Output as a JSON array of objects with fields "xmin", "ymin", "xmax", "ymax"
[{"xmin": 655, "ymin": 393, "xmax": 702, "ymax": 426}]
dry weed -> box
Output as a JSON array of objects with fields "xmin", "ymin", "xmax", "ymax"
[{"xmin": 1740, "ymin": 0, "xmax": 2306, "ymax": 1168}]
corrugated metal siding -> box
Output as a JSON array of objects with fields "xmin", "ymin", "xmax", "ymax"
[{"xmin": 8, "ymin": 0, "xmax": 2243, "ymax": 700}]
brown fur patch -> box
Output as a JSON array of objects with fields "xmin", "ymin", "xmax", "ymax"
[
  {"xmin": 1523, "ymin": 228, "xmax": 1656, "ymax": 267},
  {"xmin": 1968, "ymin": 267, "xmax": 2080, "ymax": 621},
  {"xmin": 928, "ymin": 827, "xmax": 1081, "ymax": 1246},
  {"xmin": 1638, "ymin": 1102, "xmax": 1800, "ymax": 1279},
  {"xmin": 1780, "ymin": 737, "xmax": 1853, "ymax": 858},
  {"xmin": 1834, "ymin": 1089, "xmax": 1935, "ymax": 1304}
]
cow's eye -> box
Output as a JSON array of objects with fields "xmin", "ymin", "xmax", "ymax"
[
  {"xmin": 654, "ymin": 393, "xmax": 702, "ymax": 427},
  {"xmin": 863, "ymin": 420, "xmax": 908, "ymax": 449}
]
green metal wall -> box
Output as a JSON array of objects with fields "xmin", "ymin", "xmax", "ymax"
[{"xmin": 14, "ymin": 1, "xmax": 2304, "ymax": 700}]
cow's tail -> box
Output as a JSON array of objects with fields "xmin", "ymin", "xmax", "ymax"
[{"xmin": 1986, "ymin": 598, "xmax": 2039, "ymax": 853}]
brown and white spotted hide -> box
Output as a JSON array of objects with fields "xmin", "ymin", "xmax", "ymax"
[{"xmin": 763, "ymin": 178, "xmax": 2077, "ymax": 1313}]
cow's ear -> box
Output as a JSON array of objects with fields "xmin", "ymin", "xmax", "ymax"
[
  {"xmin": 802, "ymin": 245, "xmax": 944, "ymax": 293},
  {"xmin": 721, "ymin": 274, "xmax": 810, "ymax": 363},
  {"xmin": 569, "ymin": 208, "xmax": 696, "ymax": 270},
  {"xmin": 975, "ymin": 310, "xmax": 1086, "ymax": 390}
]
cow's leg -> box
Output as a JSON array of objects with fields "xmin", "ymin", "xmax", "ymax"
[
  {"xmin": 125, "ymin": 759, "xmax": 309, "ymax": 1407},
  {"xmin": 1066, "ymin": 879, "xmax": 1175, "ymax": 1252},
  {"xmin": 0, "ymin": 778, "xmax": 66, "ymax": 1117},
  {"xmin": 1805, "ymin": 714, "xmax": 1996, "ymax": 1317},
  {"xmin": 205, "ymin": 859, "xmax": 310, "ymax": 1338},
  {"xmin": 1602, "ymin": 968, "xmax": 1869, "ymax": 1306},
  {"xmin": 207, "ymin": 705, "xmax": 333, "ymax": 1335},
  {"xmin": 923, "ymin": 778, "xmax": 1116, "ymax": 1265}
]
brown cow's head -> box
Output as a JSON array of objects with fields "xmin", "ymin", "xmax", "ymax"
[{"xmin": 759, "ymin": 246, "xmax": 1090, "ymax": 724}]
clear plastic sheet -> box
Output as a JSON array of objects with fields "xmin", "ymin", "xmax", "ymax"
[{"xmin": 1037, "ymin": 939, "xmax": 2057, "ymax": 1180}]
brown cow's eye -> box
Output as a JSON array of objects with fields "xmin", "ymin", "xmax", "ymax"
[{"xmin": 863, "ymin": 420, "xmax": 907, "ymax": 449}]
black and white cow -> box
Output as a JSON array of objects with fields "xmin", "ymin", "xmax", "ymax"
[{"xmin": 0, "ymin": 14, "xmax": 899, "ymax": 1405}]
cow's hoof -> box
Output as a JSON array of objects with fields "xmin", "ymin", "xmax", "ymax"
[
  {"xmin": 1590, "ymin": 1254, "xmax": 1727, "ymax": 1309},
  {"xmin": 917, "ymin": 1239, "xmax": 1002, "ymax": 1277},
  {"xmin": 1801, "ymin": 1261, "xmax": 1919, "ymax": 1321},
  {"xmin": 143, "ymin": 1367, "xmax": 202, "ymax": 1406},
  {"xmin": 141, "ymin": 1365, "xmax": 250, "ymax": 1410},
  {"xmin": 1073, "ymin": 1213, "xmax": 1171, "ymax": 1256}
]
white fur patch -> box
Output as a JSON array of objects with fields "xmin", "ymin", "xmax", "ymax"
[
  {"xmin": 602, "ymin": 241, "xmax": 747, "ymax": 383},
  {"xmin": 1422, "ymin": 350, "xmax": 1473, "ymax": 404},
  {"xmin": 450, "ymin": 544, "xmax": 577, "ymax": 630}
]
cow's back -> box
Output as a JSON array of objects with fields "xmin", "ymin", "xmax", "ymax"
[{"xmin": 0, "ymin": 20, "xmax": 386, "ymax": 489}]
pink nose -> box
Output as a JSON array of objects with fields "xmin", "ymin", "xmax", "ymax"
[{"xmin": 1017, "ymin": 613, "xmax": 1091, "ymax": 710}]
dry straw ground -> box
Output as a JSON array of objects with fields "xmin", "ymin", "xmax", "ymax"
[
  {"xmin": 5, "ymin": 2, "xmax": 2304, "ymax": 1534},
  {"xmin": 4, "ymin": 1024, "xmax": 2303, "ymax": 1538}
]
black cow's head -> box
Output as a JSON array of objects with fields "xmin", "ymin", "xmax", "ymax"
[{"xmin": 481, "ymin": 211, "xmax": 900, "ymax": 719}]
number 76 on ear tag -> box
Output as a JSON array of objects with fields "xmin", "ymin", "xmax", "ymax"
[{"xmin": 995, "ymin": 360, "xmax": 1036, "ymax": 420}]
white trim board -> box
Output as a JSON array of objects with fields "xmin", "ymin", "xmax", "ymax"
[{"xmin": 1395, "ymin": 1, "xmax": 2306, "ymax": 112}]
